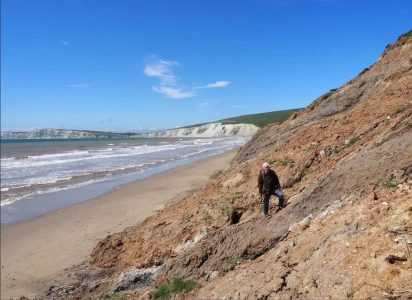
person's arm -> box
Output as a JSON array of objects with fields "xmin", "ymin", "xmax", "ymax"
[
  {"xmin": 272, "ymin": 170, "xmax": 281, "ymax": 189},
  {"xmin": 258, "ymin": 171, "xmax": 263, "ymax": 195}
]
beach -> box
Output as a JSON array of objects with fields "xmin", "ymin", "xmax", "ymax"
[{"xmin": 1, "ymin": 150, "xmax": 236, "ymax": 299}]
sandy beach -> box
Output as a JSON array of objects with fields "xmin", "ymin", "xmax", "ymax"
[{"xmin": 1, "ymin": 150, "xmax": 236, "ymax": 299}]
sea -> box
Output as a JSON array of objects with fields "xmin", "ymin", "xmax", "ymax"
[{"xmin": 1, "ymin": 137, "xmax": 248, "ymax": 225}]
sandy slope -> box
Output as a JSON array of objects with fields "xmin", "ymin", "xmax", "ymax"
[{"xmin": 0, "ymin": 151, "xmax": 236, "ymax": 299}]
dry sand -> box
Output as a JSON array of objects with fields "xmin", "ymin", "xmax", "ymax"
[{"xmin": 1, "ymin": 150, "xmax": 236, "ymax": 299}]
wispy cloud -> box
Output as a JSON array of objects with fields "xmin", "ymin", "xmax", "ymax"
[
  {"xmin": 153, "ymin": 86, "xmax": 194, "ymax": 99},
  {"xmin": 232, "ymin": 104, "xmax": 245, "ymax": 109},
  {"xmin": 66, "ymin": 83, "xmax": 90, "ymax": 88},
  {"xmin": 144, "ymin": 58, "xmax": 179, "ymax": 85},
  {"xmin": 194, "ymin": 80, "xmax": 230, "ymax": 89},
  {"xmin": 144, "ymin": 57, "xmax": 230, "ymax": 100},
  {"xmin": 144, "ymin": 57, "xmax": 195, "ymax": 99},
  {"xmin": 61, "ymin": 40, "xmax": 69, "ymax": 46}
]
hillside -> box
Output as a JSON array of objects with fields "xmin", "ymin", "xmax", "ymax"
[
  {"xmin": 39, "ymin": 31, "xmax": 412, "ymax": 299},
  {"xmin": 220, "ymin": 108, "xmax": 300, "ymax": 128}
]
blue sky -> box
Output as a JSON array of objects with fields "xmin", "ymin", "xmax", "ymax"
[{"xmin": 1, "ymin": 0, "xmax": 411, "ymax": 132}]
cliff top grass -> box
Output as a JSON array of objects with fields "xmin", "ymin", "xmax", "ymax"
[
  {"xmin": 219, "ymin": 108, "xmax": 300, "ymax": 128},
  {"xmin": 180, "ymin": 108, "xmax": 300, "ymax": 129}
]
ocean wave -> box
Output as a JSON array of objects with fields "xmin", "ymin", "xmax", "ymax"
[
  {"xmin": 0, "ymin": 144, "xmax": 182, "ymax": 169},
  {"xmin": 1, "ymin": 137, "xmax": 249, "ymax": 207},
  {"xmin": 0, "ymin": 177, "xmax": 116, "ymax": 207},
  {"xmin": 0, "ymin": 159, "xmax": 171, "ymax": 191}
]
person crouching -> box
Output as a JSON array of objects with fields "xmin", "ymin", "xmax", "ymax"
[{"xmin": 258, "ymin": 162, "xmax": 284, "ymax": 216}]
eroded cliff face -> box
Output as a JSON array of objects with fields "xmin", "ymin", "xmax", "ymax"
[
  {"xmin": 141, "ymin": 122, "xmax": 259, "ymax": 138},
  {"xmin": 1, "ymin": 128, "xmax": 133, "ymax": 139},
  {"xmin": 234, "ymin": 31, "xmax": 412, "ymax": 163},
  {"xmin": 1, "ymin": 129, "xmax": 99, "ymax": 139},
  {"xmin": 43, "ymin": 32, "xmax": 412, "ymax": 299}
]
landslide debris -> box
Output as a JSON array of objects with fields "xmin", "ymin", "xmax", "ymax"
[{"xmin": 41, "ymin": 31, "xmax": 412, "ymax": 300}]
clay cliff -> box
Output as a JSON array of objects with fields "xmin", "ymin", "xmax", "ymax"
[{"xmin": 42, "ymin": 31, "xmax": 412, "ymax": 299}]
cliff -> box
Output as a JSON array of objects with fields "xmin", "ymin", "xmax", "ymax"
[
  {"xmin": 41, "ymin": 31, "xmax": 412, "ymax": 299},
  {"xmin": 140, "ymin": 122, "xmax": 259, "ymax": 138},
  {"xmin": 0, "ymin": 128, "xmax": 133, "ymax": 139}
]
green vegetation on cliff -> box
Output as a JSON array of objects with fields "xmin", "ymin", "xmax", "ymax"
[
  {"xmin": 219, "ymin": 108, "xmax": 300, "ymax": 128},
  {"xmin": 178, "ymin": 108, "xmax": 300, "ymax": 130}
]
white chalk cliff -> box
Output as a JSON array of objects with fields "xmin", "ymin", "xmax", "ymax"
[{"xmin": 141, "ymin": 122, "xmax": 259, "ymax": 138}]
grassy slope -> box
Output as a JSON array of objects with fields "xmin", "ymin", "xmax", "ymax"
[
  {"xmin": 219, "ymin": 108, "xmax": 300, "ymax": 128},
  {"xmin": 180, "ymin": 108, "xmax": 301, "ymax": 129}
]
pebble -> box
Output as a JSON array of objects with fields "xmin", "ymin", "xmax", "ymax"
[{"xmin": 210, "ymin": 271, "xmax": 220, "ymax": 280}]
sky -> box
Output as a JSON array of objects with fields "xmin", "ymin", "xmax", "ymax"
[{"xmin": 1, "ymin": 0, "xmax": 411, "ymax": 132}]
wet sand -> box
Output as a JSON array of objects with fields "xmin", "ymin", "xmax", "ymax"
[{"xmin": 1, "ymin": 150, "xmax": 236, "ymax": 299}]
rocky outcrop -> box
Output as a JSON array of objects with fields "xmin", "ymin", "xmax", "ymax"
[
  {"xmin": 140, "ymin": 122, "xmax": 259, "ymax": 138},
  {"xmin": 111, "ymin": 266, "xmax": 162, "ymax": 292}
]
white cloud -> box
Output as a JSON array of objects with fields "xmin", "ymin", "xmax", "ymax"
[
  {"xmin": 232, "ymin": 104, "xmax": 245, "ymax": 109},
  {"xmin": 194, "ymin": 80, "xmax": 230, "ymax": 89},
  {"xmin": 144, "ymin": 58, "xmax": 179, "ymax": 85},
  {"xmin": 153, "ymin": 86, "xmax": 195, "ymax": 99},
  {"xmin": 145, "ymin": 57, "xmax": 195, "ymax": 99},
  {"xmin": 144, "ymin": 57, "xmax": 229, "ymax": 100}
]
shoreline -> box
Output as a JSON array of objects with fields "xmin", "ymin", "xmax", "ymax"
[
  {"xmin": 1, "ymin": 150, "xmax": 237, "ymax": 299},
  {"xmin": 2, "ymin": 144, "xmax": 244, "ymax": 226}
]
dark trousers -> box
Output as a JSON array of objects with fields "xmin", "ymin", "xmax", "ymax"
[{"xmin": 262, "ymin": 190, "xmax": 284, "ymax": 216}]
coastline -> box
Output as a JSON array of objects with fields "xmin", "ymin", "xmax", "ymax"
[
  {"xmin": 1, "ymin": 137, "xmax": 248, "ymax": 226},
  {"xmin": 1, "ymin": 150, "xmax": 237, "ymax": 299}
]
